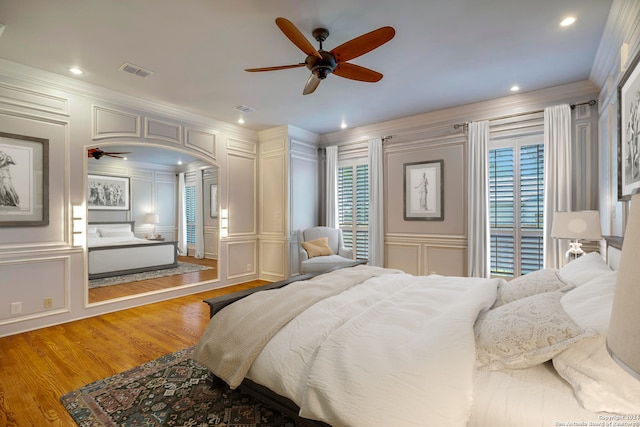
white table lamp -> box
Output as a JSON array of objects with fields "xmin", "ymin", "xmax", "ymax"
[
  {"xmin": 551, "ymin": 211, "xmax": 602, "ymax": 261},
  {"xmin": 144, "ymin": 213, "xmax": 160, "ymax": 238}
]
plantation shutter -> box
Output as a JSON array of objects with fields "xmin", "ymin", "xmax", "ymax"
[
  {"xmin": 489, "ymin": 138, "xmax": 544, "ymax": 277},
  {"xmin": 338, "ymin": 163, "xmax": 369, "ymax": 260},
  {"xmin": 185, "ymin": 185, "xmax": 196, "ymax": 244}
]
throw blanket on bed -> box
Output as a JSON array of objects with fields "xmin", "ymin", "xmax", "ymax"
[
  {"xmin": 193, "ymin": 265, "xmax": 402, "ymax": 388},
  {"xmin": 296, "ymin": 273, "xmax": 501, "ymax": 427}
]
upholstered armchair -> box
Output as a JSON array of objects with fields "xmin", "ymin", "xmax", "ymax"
[{"xmin": 297, "ymin": 226, "xmax": 355, "ymax": 274}]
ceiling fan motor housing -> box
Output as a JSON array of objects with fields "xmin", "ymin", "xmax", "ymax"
[{"xmin": 306, "ymin": 50, "xmax": 336, "ymax": 79}]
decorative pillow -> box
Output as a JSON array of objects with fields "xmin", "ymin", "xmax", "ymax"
[
  {"xmin": 493, "ymin": 268, "xmax": 572, "ymax": 308},
  {"xmin": 99, "ymin": 229, "xmax": 134, "ymax": 238},
  {"xmin": 552, "ymin": 271, "xmax": 640, "ymax": 414},
  {"xmin": 557, "ymin": 252, "xmax": 612, "ymax": 287},
  {"xmin": 475, "ymin": 292, "xmax": 597, "ymax": 371},
  {"xmin": 301, "ymin": 237, "xmax": 334, "ymax": 258},
  {"xmin": 561, "ymin": 271, "xmax": 617, "ymax": 333}
]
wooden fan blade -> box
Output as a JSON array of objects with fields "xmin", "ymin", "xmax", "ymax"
[
  {"xmin": 330, "ymin": 26, "xmax": 395, "ymax": 63},
  {"xmin": 275, "ymin": 17, "xmax": 322, "ymax": 59},
  {"xmin": 303, "ymin": 74, "xmax": 321, "ymax": 95},
  {"xmin": 245, "ymin": 63, "xmax": 306, "ymax": 72},
  {"xmin": 333, "ymin": 63, "xmax": 383, "ymax": 82},
  {"xmin": 105, "ymin": 154, "xmax": 126, "ymax": 158}
]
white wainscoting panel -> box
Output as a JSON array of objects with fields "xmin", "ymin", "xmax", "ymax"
[
  {"xmin": 0, "ymin": 256, "xmax": 70, "ymax": 324},
  {"xmin": 227, "ymin": 240, "xmax": 257, "ymax": 279},
  {"xmin": 185, "ymin": 127, "xmax": 216, "ymax": 159},
  {"xmin": 92, "ymin": 106, "xmax": 141, "ymax": 139},
  {"xmin": 144, "ymin": 117, "xmax": 182, "ymax": 144}
]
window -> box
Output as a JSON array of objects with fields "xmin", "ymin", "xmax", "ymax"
[
  {"xmin": 489, "ymin": 137, "xmax": 544, "ymax": 277},
  {"xmin": 185, "ymin": 185, "xmax": 196, "ymax": 244},
  {"xmin": 338, "ymin": 162, "xmax": 369, "ymax": 260}
]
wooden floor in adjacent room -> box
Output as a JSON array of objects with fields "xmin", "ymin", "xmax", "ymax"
[
  {"xmin": 88, "ymin": 256, "xmax": 219, "ymax": 304},
  {"xmin": 0, "ymin": 279, "xmax": 269, "ymax": 427}
]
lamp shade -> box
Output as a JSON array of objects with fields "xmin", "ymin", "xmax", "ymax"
[
  {"xmin": 144, "ymin": 213, "xmax": 160, "ymax": 224},
  {"xmin": 551, "ymin": 211, "xmax": 602, "ymax": 240},
  {"xmin": 607, "ymin": 193, "xmax": 640, "ymax": 381}
]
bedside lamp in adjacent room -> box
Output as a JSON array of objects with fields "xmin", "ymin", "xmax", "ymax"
[
  {"xmin": 144, "ymin": 213, "xmax": 160, "ymax": 239},
  {"xmin": 607, "ymin": 192, "xmax": 640, "ymax": 381},
  {"xmin": 551, "ymin": 210, "xmax": 603, "ymax": 261}
]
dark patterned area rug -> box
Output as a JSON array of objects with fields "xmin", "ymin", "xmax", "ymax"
[
  {"xmin": 89, "ymin": 262, "xmax": 212, "ymax": 289},
  {"xmin": 60, "ymin": 347, "xmax": 296, "ymax": 427}
]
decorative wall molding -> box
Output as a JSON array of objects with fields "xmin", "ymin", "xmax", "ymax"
[
  {"xmin": 0, "ymin": 82, "xmax": 69, "ymax": 116},
  {"xmin": 185, "ymin": 127, "xmax": 216, "ymax": 159},
  {"xmin": 227, "ymin": 137, "xmax": 257, "ymax": 155},
  {"xmin": 92, "ymin": 106, "xmax": 141, "ymax": 140},
  {"xmin": 144, "ymin": 117, "xmax": 182, "ymax": 144}
]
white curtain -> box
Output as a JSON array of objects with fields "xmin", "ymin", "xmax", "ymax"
[
  {"xmin": 368, "ymin": 138, "xmax": 384, "ymax": 267},
  {"xmin": 467, "ymin": 121, "xmax": 491, "ymax": 277},
  {"xmin": 325, "ymin": 145, "xmax": 339, "ymax": 228},
  {"xmin": 543, "ymin": 104, "xmax": 572, "ymax": 269},
  {"xmin": 194, "ymin": 169, "xmax": 205, "ymax": 259},
  {"xmin": 177, "ymin": 172, "xmax": 187, "ymax": 256}
]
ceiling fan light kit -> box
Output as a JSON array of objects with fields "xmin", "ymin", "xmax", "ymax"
[{"xmin": 245, "ymin": 17, "xmax": 395, "ymax": 95}]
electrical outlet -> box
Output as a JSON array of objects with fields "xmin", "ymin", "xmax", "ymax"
[
  {"xmin": 44, "ymin": 298, "xmax": 53, "ymax": 309},
  {"xmin": 11, "ymin": 302, "xmax": 21, "ymax": 314}
]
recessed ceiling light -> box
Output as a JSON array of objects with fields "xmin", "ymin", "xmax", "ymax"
[
  {"xmin": 341, "ymin": 121, "xmax": 347, "ymax": 129},
  {"xmin": 69, "ymin": 67, "xmax": 84, "ymax": 75},
  {"xmin": 238, "ymin": 117, "xmax": 245, "ymax": 124},
  {"xmin": 177, "ymin": 160, "xmax": 183, "ymax": 165},
  {"xmin": 510, "ymin": 85, "xmax": 520, "ymax": 92},
  {"xmin": 560, "ymin": 17, "xmax": 576, "ymax": 27}
]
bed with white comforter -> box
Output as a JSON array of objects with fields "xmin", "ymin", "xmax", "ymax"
[
  {"xmin": 194, "ymin": 252, "xmax": 640, "ymax": 427},
  {"xmin": 88, "ymin": 222, "xmax": 178, "ymax": 279}
]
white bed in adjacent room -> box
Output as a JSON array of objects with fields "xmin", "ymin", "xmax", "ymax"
[{"xmin": 87, "ymin": 222, "xmax": 178, "ymax": 280}]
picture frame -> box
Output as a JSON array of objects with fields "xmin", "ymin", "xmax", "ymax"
[
  {"xmin": 618, "ymin": 47, "xmax": 640, "ymax": 200},
  {"xmin": 403, "ymin": 160, "xmax": 443, "ymax": 221},
  {"xmin": 0, "ymin": 132, "xmax": 49, "ymax": 227},
  {"xmin": 210, "ymin": 184, "xmax": 218, "ymax": 218},
  {"xmin": 87, "ymin": 174, "xmax": 130, "ymax": 211}
]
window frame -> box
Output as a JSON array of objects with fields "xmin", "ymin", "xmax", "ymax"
[
  {"xmin": 489, "ymin": 134, "xmax": 544, "ymax": 277},
  {"xmin": 338, "ymin": 157, "xmax": 369, "ymax": 260}
]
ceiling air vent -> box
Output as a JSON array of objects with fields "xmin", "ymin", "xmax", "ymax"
[
  {"xmin": 234, "ymin": 104, "xmax": 256, "ymax": 113},
  {"xmin": 119, "ymin": 62, "xmax": 154, "ymax": 78}
]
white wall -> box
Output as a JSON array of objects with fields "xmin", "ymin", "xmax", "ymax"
[{"xmin": 0, "ymin": 59, "xmax": 259, "ymax": 337}]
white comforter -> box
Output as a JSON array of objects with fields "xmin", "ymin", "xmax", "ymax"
[
  {"xmin": 246, "ymin": 269, "xmax": 500, "ymax": 427},
  {"xmin": 88, "ymin": 235, "xmax": 157, "ymax": 247},
  {"xmin": 247, "ymin": 274, "xmax": 500, "ymax": 427}
]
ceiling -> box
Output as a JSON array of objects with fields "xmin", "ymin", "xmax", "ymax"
[{"xmin": 0, "ymin": 0, "xmax": 611, "ymax": 135}]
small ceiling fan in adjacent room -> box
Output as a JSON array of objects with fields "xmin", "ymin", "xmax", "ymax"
[
  {"xmin": 87, "ymin": 148, "xmax": 131, "ymax": 160},
  {"xmin": 245, "ymin": 17, "xmax": 395, "ymax": 95}
]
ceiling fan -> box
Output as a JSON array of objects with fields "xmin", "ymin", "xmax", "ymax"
[
  {"xmin": 245, "ymin": 17, "xmax": 395, "ymax": 95},
  {"xmin": 87, "ymin": 148, "xmax": 131, "ymax": 160}
]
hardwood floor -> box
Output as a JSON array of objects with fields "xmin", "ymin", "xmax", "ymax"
[
  {"xmin": 88, "ymin": 256, "xmax": 218, "ymax": 304},
  {"xmin": 0, "ymin": 279, "xmax": 269, "ymax": 427}
]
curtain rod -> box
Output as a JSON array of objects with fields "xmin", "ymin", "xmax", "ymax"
[{"xmin": 452, "ymin": 99, "xmax": 597, "ymax": 130}]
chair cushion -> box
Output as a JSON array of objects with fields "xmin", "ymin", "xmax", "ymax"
[
  {"xmin": 301, "ymin": 237, "xmax": 334, "ymax": 258},
  {"xmin": 301, "ymin": 255, "xmax": 355, "ymax": 273}
]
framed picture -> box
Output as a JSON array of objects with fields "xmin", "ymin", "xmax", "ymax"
[
  {"xmin": 87, "ymin": 174, "xmax": 130, "ymax": 210},
  {"xmin": 0, "ymin": 132, "xmax": 49, "ymax": 227},
  {"xmin": 618, "ymin": 48, "xmax": 640, "ymax": 200},
  {"xmin": 210, "ymin": 184, "xmax": 218, "ymax": 218},
  {"xmin": 403, "ymin": 160, "xmax": 444, "ymax": 221}
]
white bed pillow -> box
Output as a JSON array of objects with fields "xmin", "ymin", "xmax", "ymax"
[
  {"xmin": 493, "ymin": 268, "xmax": 572, "ymax": 308},
  {"xmin": 99, "ymin": 229, "xmax": 134, "ymax": 238},
  {"xmin": 87, "ymin": 226, "xmax": 98, "ymax": 234},
  {"xmin": 553, "ymin": 271, "xmax": 640, "ymax": 414},
  {"xmin": 87, "ymin": 231, "xmax": 100, "ymax": 238},
  {"xmin": 475, "ymin": 292, "xmax": 597, "ymax": 371},
  {"xmin": 557, "ymin": 252, "xmax": 612, "ymax": 287}
]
